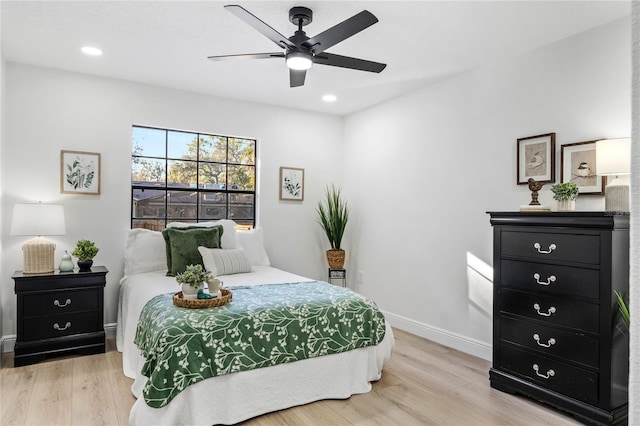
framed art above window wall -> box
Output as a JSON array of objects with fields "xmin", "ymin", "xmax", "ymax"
[{"xmin": 131, "ymin": 126, "xmax": 257, "ymax": 230}]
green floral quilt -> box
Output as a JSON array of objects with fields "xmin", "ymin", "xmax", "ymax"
[{"xmin": 134, "ymin": 281, "xmax": 387, "ymax": 408}]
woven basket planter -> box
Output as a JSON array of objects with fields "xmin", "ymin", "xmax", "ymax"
[{"xmin": 326, "ymin": 249, "xmax": 345, "ymax": 269}]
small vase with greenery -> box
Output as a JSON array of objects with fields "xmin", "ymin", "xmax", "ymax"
[
  {"xmin": 176, "ymin": 264, "xmax": 213, "ymax": 300},
  {"xmin": 550, "ymin": 182, "xmax": 578, "ymax": 211},
  {"xmin": 317, "ymin": 184, "xmax": 349, "ymax": 269},
  {"xmin": 72, "ymin": 239, "xmax": 99, "ymax": 272}
]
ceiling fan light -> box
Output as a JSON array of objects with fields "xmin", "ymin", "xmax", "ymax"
[{"xmin": 286, "ymin": 51, "xmax": 312, "ymax": 70}]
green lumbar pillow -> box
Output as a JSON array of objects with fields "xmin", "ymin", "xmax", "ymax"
[{"xmin": 162, "ymin": 225, "xmax": 223, "ymax": 276}]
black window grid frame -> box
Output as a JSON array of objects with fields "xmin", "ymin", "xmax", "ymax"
[{"xmin": 131, "ymin": 125, "xmax": 256, "ymax": 229}]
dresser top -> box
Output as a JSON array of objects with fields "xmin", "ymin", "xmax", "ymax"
[{"xmin": 488, "ymin": 211, "xmax": 629, "ymax": 229}]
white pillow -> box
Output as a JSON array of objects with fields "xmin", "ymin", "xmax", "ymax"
[
  {"xmin": 236, "ymin": 227, "xmax": 271, "ymax": 266},
  {"xmin": 167, "ymin": 219, "xmax": 238, "ymax": 249},
  {"xmin": 198, "ymin": 247, "xmax": 252, "ymax": 276},
  {"xmin": 124, "ymin": 228, "xmax": 167, "ymax": 276}
]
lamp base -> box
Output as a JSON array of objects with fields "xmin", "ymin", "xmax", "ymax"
[
  {"xmin": 604, "ymin": 175, "xmax": 629, "ymax": 213},
  {"xmin": 22, "ymin": 236, "xmax": 55, "ymax": 274}
]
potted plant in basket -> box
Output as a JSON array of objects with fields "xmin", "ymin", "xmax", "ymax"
[
  {"xmin": 176, "ymin": 264, "xmax": 213, "ymax": 300},
  {"xmin": 72, "ymin": 239, "xmax": 99, "ymax": 272},
  {"xmin": 550, "ymin": 182, "xmax": 579, "ymax": 211},
  {"xmin": 317, "ymin": 184, "xmax": 349, "ymax": 269}
]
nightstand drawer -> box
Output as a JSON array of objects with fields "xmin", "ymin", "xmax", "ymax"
[
  {"xmin": 499, "ymin": 344, "xmax": 598, "ymax": 403},
  {"xmin": 23, "ymin": 289, "xmax": 99, "ymax": 316},
  {"xmin": 501, "ymin": 260, "xmax": 599, "ymax": 299},
  {"xmin": 501, "ymin": 230, "xmax": 600, "ymax": 264},
  {"xmin": 500, "ymin": 316, "xmax": 599, "ymax": 368},
  {"xmin": 23, "ymin": 312, "xmax": 100, "ymax": 340},
  {"xmin": 501, "ymin": 289, "xmax": 599, "ymax": 333}
]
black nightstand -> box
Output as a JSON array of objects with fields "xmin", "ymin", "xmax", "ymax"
[{"xmin": 12, "ymin": 266, "xmax": 108, "ymax": 367}]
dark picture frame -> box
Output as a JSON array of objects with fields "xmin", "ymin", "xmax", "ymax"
[
  {"xmin": 517, "ymin": 133, "xmax": 555, "ymax": 185},
  {"xmin": 279, "ymin": 167, "xmax": 304, "ymax": 201},
  {"xmin": 560, "ymin": 140, "xmax": 605, "ymax": 195}
]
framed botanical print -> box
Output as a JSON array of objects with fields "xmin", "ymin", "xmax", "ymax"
[
  {"xmin": 560, "ymin": 140, "xmax": 605, "ymax": 195},
  {"xmin": 279, "ymin": 167, "xmax": 304, "ymax": 201},
  {"xmin": 517, "ymin": 133, "xmax": 555, "ymax": 185},
  {"xmin": 60, "ymin": 150, "xmax": 101, "ymax": 195}
]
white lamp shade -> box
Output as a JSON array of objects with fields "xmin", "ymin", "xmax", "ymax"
[
  {"xmin": 595, "ymin": 138, "xmax": 631, "ymax": 176},
  {"xmin": 10, "ymin": 203, "xmax": 66, "ymax": 236}
]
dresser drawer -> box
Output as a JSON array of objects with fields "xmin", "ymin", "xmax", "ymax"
[
  {"xmin": 501, "ymin": 260, "xmax": 599, "ymax": 299},
  {"xmin": 501, "ymin": 289, "xmax": 599, "ymax": 333},
  {"xmin": 22, "ymin": 311, "xmax": 100, "ymax": 340},
  {"xmin": 22, "ymin": 289, "xmax": 99, "ymax": 316},
  {"xmin": 500, "ymin": 316, "xmax": 599, "ymax": 368},
  {"xmin": 501, "ymin": 230, "xmax": 600, "ymax": 264},
  {"xmin": 499, "ymin": 344, "xmax": 598, "ymax": 403}
]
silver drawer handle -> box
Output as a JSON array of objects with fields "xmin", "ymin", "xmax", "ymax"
[
  {"xmin": 533, "ymin": 273, "xmax": 556, "ymax": 286},
  {"xmin": 533, "ymin": 364, "xmax": 555, "ymax": 379},
  {"xmin": 533, "ymin": 243, "xmax": 556, "ymax": 254},
  {"xmin": 533, "ymin": 333, "xmax": 556, "ymax": 348},
  {"xmin": 54, "ymin": 298, "xmax": 72, "ymax": 308},
  {"xmin": 53, "ymin": 322, "xmax": 71, "ymax": 331},
  {"xmin": 533, "ymin": 303, "xmax": 556, "ymax": 317}
]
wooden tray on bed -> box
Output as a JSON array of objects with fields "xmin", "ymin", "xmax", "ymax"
[{"xmin": 173, "ymin": 288, "xmax": 232, "ymax": 309}]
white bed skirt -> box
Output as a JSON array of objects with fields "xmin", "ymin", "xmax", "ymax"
[{"xmin": 129, "ymin": 323, "xmax": 394, "ymax": 426}]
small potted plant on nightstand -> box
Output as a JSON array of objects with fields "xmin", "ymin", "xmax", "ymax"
[
  {"xmin": 72, "ymin": 239, "xmax": 99, "ymax": 272},
  {"xmin": 550, "ymin": 182, "xmax": 579, "ymax": 211}
]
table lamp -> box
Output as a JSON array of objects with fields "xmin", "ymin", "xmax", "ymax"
[
  {"xmin": 596, "ymin": 138, "xmax": 631, "ymax": 213},
  {"xmin": 10, "ymin": 203, "xmax": 66, "ymax": 274}
]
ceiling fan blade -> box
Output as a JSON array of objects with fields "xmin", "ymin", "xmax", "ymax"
[
  {"xmin": 208, "ymin": 52, "xmax": 284, "ymax": 62},
  {"xmin": 313, "ymin": 52, "xmax": 386, "ymax": 73},
  {"xmin": 290, "ymin": 69, "xmax": 306, "ymax": 87},
  {"xmin": 225, "ymin": 5, "xmax": 296, "ymax": 50},
  {"xmin": 303, "ymin": 10, "xmax": 378, "ymax": 54}
]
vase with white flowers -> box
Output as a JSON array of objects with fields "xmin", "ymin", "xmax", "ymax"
[{"xmin": 176, "ymin": 264, "xmax": 213, "ymax": 300}]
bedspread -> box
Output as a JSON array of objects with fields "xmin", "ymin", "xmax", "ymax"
[{"xmin": 134, "ymin": 281, "xmax": 387, "ymax": 408}]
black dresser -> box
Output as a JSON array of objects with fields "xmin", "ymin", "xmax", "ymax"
[
  {"xmin": 488, "ymin": 212, "xmax": 629, "ymax": 425},
  {"xmin": 13, "ymin": 266, "xmax": 107, "ymax": 367}
]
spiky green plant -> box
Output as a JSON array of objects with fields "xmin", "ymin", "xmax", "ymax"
[
  {"xmin": 614, "ymin": 290, "xmax": 630, "ymax": 331},
  {"xmin": 316, "ymin": 184, "xmax": 349, "ymax": 250}
]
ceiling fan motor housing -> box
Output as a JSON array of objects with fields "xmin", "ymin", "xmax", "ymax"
[{"xmin": 289, "ymin": 7, "xmax": 313, "ymax": 26}]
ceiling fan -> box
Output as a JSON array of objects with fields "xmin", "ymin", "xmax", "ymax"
[{"xmin": 208, "ymin": 5, "xmax": 387, "ymax": 88}]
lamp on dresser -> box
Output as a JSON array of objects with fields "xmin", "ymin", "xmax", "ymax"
[
  {"xmin": 596, "ymin": 138, "xmax": 631, "ymax": 212},
  {"xmin": 10, "ymin": 202, "xmax": 66, "ymax": 274}
]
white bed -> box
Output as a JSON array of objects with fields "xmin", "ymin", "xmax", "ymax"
[{"xmin": 116, "ymin": 222, "xmax": 394, "ymax": 425}]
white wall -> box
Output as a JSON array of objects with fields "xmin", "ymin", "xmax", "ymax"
[
  {"xmin": 629, "ymin": 3, "xmax": 639, "ymax": 424},
  {"xmin": 0, "ymin": 63, "xmax": 343, "ymax": 341},
  {"xmin": 343, "ymin": 17, "xmax": 631, "ymax": 359}
]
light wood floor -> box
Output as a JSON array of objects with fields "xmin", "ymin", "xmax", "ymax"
[{"xmin": 0, "ymin": 329, "xmax": 580, "ymax": 425}]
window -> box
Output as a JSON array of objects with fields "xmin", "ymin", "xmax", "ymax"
[{"xmin": 131, "ymin": 125, "xmax": 256, "ymax": 230}]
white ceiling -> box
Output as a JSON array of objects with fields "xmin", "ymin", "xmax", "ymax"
[{"xmin": 1, "ymin": 1, "xmax": 631, "ymax": 116}]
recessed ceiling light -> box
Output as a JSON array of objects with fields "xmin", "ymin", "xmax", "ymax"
[
  {"xmin": 322, "ymin": 94, "xmax": 337, "ymax": 103},
  {"xmin": 81, "ymin": 46, "xmax": 103, "ymax": 56}
]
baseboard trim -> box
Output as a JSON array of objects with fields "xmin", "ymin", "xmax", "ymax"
[
  {"xmin": 382, "ymin": 310, "xmax": 492, "ymax": 361},
  {"xmin": 1, "ymin": 323, "xmax": 117, "ymax": 354}
]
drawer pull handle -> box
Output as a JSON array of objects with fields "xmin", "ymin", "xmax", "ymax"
[
  {"xmin": 53, "ymin": 299, "xmax": 72, "ymax": 308},
  {"xmin": 533, "ymin": 333, "xmax": 556, "ymax": 348},
  {"xmin": 53, "ymin": 322, "xmax": 71, "ymax": 331},
  {"xmin": 533, "ymin": 364, "xmax": 555, "ymax": 379},
  {"xmin": 533, "ymin": 303, "xmax": 556, "ymax": 317},
  {"xmin": 533, "ymin": 273, "xmax": 556, "ymax": 286},
  {"xmin": 533, "ymin": 243, "xmax": 557, "ymax": 254}
]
